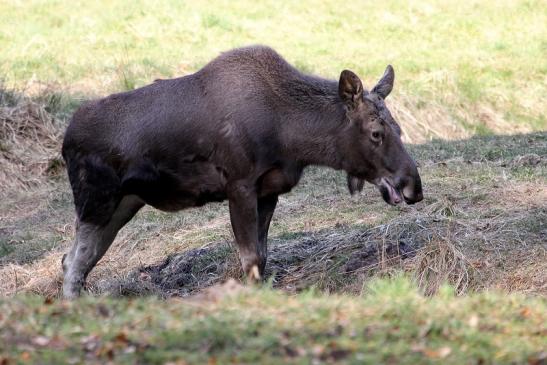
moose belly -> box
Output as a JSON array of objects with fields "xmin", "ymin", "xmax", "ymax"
[
  {"xmin": 123, "ymin": 160, "xmax": 228, "ymax": 212},
  {"xmin": 257, "ymin": 167, "xmax": 300, "ymax": 197}
]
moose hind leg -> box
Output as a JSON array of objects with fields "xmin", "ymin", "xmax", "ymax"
[{"xmin": 62, "ymin": 195, "xmax": 144, "ymax": 299}]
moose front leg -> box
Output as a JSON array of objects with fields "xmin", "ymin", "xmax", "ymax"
[
  {"xmin": 257, "ymin": 195, "xmax": 278, "ymax": 275},
  {"xmin": 228, "ymin": 182, "xmax": 263, "ymax": 281}
]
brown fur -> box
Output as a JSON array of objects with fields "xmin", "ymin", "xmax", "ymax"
[{"xmin": 61, "ymin": 46, "xmax": 422, "ymax": 298}]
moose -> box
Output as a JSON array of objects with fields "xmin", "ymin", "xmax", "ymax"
[{"xmin": 61, "ymin": 46, "xmax": 423, "ymax": 298}]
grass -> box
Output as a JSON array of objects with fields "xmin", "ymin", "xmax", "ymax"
[
  {"xmin": 1, "ymin": 0, "xmax": 546, "ymax": 139},
  {"xmin": 1, "ymin": 277, "xmax": 545, "ymax": 364},
  {"xmin": 1, "ymin": 1, "xmax": 546, "ymax": 362},
  {"xmin": 408, "ymin": 132, "xmax": 547, "ymax": 163}
]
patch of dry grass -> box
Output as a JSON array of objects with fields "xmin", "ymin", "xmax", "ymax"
[
  {"xmin": 0, "ymin": 87, "xmax": 64, "ymax": 195},
  {"xmin": 411, "ymin": 233, "xmax": 472, "ymax": 296},
  {"xmin": 2, "ymin": 175, "xmax": 543, "ymax": 299},
  {"xmin": 388, "ymin": 91, "xmax": 533, "ymax": 144}
]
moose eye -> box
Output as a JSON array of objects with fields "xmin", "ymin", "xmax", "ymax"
[{"xmin": 371, "ymin": 130, "xmax": 383, "ymax": 144}]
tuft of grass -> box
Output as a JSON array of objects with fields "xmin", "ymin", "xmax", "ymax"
[
  {"xmin": 0, "ymin": 86, "xmax": 64, "ymax": 194},
  {"xmin": 0, "ymin": 238, "xmax": 15, "ymax": 258}
]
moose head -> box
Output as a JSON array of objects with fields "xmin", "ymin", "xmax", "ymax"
[{"xmin": 339, "ymin": 66, "xmax": 423, "ymax": 205}]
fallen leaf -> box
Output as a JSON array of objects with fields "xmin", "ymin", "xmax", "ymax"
[
  {"xmin": 423, "ymin": 346, "xmax": 452, "ymax": 359},
  {"xmin": 520, "ymin": 307, "xmax": 532, "ymax": 318},
  {"xmin": 20, "ymin": 352, "xmax": 31, "ymax": 361},
  {"xmin": 528, "ymin": 351, "xmax": 547, "ymax": 365},
  {"xmin": 95, "ymin": 343, "xmax": 115, "ymax": 360},
  {"xmin": 468, "ymin": 314, "xmax": 479, "ymax": 328},
  {"xmin": 114, "ymin": 332, "xmax": 128, "ymax": 344},
  {"xmin": 32, "ymin": 336, "xmax": 50, "ymax": 347}
]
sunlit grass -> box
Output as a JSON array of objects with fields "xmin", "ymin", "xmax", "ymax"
[{"xmin": 0, "ymin": 0, "xmax": 545, "ymax": 133}]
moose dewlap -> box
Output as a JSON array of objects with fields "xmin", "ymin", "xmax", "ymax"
[{"xmin": 61, "ymin": 46, "xmax": 423, "ymax": 298}]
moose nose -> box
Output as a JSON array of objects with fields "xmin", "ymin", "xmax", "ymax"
[{"xmin": 401, "ymin": 173, "xmax": 423, "ymax": 204}]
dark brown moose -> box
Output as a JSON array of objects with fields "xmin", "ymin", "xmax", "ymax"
[{"xmin": 61, "ymin": 46, "xmax": 423, "ymax": 298}]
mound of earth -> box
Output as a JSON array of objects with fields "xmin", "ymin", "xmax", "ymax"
[{"xmin": 99, "ymin": 227, "xmax": 421, "ymax": 298}]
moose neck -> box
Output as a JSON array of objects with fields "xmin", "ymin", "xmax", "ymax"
[{"xmin": 279, "ymin": 76, "xmax": 348, "ymax": 170}]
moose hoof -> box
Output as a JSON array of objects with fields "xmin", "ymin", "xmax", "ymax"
[
  {"xmin": 251, "ymin": 265, "xmax": 261, "ymax": 281},
  {"xmin": 62, "ymin": 274, "xmax": 84, "ymax": 300},
  {"xmin": 245, "ymin": 264, "xmax": 262, "ymax": 284},
  {"xmin": 62, "ymin": 286, "xmax": 81, "ymax": 300}
]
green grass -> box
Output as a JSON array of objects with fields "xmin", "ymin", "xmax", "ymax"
[
  {"xmin": 1, "ymin": 0, "xmax": 546, "ymax": 131},
  {"xmin": 1, "ymin": 277, "xmax": 545, "ymax": 364},
  {"xmin": 1, "ymin": 2, "xmax": 546, "ymax": 362}
]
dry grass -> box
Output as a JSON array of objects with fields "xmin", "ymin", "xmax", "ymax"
[
  {"xmin": 1, "ymin": 160, "xmax": 545, "ymax": 299},
  {"xmin": 495, "ymin": 248, "xmax": 547, "ymax": 295},
  {"xmin": 4, "ymin": 176, "xmax": 542, "ymax": 299},
  {"xmin": 388, "ymin": 88, "xmax": 534, "ymax": 144},
  {"xmin": 411, "ymin": 234, "xmax": 472, "ymax": 296},
  {"xmin": 0, "ymin": 87, "xmax": 64, "ymax": 195}
]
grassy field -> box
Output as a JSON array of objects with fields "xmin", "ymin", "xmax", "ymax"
[
  {"xmin": 0, "ymin": 0, "xmax": 546, "ymax": 363},
  {"xmin": 1, "ymin": 0, "xmax": 546, "ymax": 139},
  {"xmin": 1, "ymin": 278, "xmax": 546, "ymax": 364}
]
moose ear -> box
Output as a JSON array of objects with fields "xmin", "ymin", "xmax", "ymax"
[
  {"xmin": 339, "ymin": 70, "xmax": 363, "ymax": 107},
  {"xmin": 371, "ymin": 65, "xmax": 394, "ymax": 99}
]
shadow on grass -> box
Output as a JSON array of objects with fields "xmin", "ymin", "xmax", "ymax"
[
  {"xmin": 408, "ymin": 131, "xmax": 546, "ymax": 162},
  {"xmin": 98, "ymin": 202, "xmax": 545, "ymax": 298},
  {"xmin": 98, "ymin": 222, "xmax": 421, "ymax": 298}
]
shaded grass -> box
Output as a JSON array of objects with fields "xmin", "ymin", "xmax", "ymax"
[
  {"xmin": 409, "ymin": 131, "xmax": 547, "ymax": 163},
  {"xmin": 0, "ymin": 277, "xmax": 545, "ymax": 364}
]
